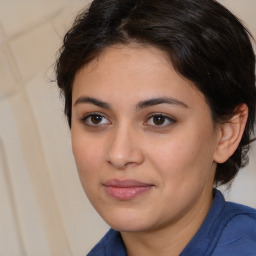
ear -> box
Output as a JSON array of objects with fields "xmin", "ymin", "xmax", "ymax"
[{"xmin": 213, "ymin": 104, "xmax": 248, "ymax": 164}]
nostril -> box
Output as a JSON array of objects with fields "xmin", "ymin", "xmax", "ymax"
[
  {"xmin": 124, "ymin": 162, "xmax": 137, "ymax": 168},
  {"xmin": 106, "ymin": 149, "xmax": 145, "ymax": 170}
]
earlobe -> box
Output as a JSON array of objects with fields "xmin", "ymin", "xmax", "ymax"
[{"xmin": 213, "ymin": 104, "xmax": 248, "ymax": 164}]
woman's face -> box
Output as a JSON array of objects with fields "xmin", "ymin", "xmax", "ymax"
[{"xmin": 71, "ymin": 45, "xmax": 221, "ymax": 233}]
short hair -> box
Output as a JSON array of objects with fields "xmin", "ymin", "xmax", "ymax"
[{"xmin": 55, "ymin": 0, "xmax": 256, "ymax": 185}]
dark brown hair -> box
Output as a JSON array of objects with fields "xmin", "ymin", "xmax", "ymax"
[{"xmin": 56, "ymin": 0, "xmax": 256, "ymax": 185}]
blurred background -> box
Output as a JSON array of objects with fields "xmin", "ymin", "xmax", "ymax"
[{"xmin": 0, "ymin": 0, "xmax": 255, "ymax": 255}]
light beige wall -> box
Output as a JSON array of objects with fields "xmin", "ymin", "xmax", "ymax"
[
  {"xmin": 0, "ymin": 0, "xmax": 255, "ymax": 255},
  {"xmin": 0, "ymin": 1, "xmax": 108, "ymax": 255}
]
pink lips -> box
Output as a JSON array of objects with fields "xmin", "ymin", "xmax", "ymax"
[{"xmin": 103, "ymin": 179, "xmax": 153, "ymax": 200}]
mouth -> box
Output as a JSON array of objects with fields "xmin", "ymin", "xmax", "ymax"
[{"xmin": 103, "ymin": 179, "xmax": 154, "ymax": 200}]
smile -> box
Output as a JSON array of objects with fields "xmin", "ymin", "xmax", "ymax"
[{"xmin": 103, "ymin": 179, "xmax": 154, "ymax": 200}]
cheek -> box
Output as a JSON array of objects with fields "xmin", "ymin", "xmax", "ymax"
[
  {"xmin": 71, "ymin": 132, "xmax": 103, "ymax": 182},
  {"xmin": 71, "ymin": 135, "xmax": 106, "ymax": 206},
  {"xmin": 148, "ymin": 136, "xmax": 194, "ymax": 171},
  {"xmin": 148, "ymin": 128, "xmax": 215, "ymax": 182}
]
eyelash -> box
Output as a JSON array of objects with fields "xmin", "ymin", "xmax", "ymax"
[
  {"xmin": 144, "ymin": 113, "xmax": 176, "ymax": 129},
  {"xmin": 80, "ymin": 113, "xmax": 176, "ymax": 129},
  {"xmin": 80, "ymin": 113, "xmax": 111, "ymax": 127}
]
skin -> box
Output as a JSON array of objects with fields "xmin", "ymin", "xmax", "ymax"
[{"xmin": 71, "ymin": 44, "xmax": 226, "ymax": 256}]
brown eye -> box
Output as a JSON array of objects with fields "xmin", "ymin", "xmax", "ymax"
[
  {"xmin": 145, "ymin": 114, "xmax": 176, "ymax": 128},
  {"xmin": 82, "ymin": 113, "xmax": 111, "ymax": 127},
  {"xmin": 152, "ymin": 116, "xmax": 166, "ymax": 125},
  {"xmin": 91, "ymin": 115, "xmax": 103, "ymax": 124}
]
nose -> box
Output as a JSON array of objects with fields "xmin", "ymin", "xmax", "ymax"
[{"xmin": 106, "ymin": 125, "xmax": 144, "ymax": 170}]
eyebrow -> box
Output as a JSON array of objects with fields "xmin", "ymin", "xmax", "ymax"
[
  {"xmin": 74, "ymin": 96, "xmax": 188, "ymax": 110},
  {"xmin": 135, "ymin": 97, "xmax": 188, "ymax": 110},
  {"xmin": 74, "ymin": 96, "xmax": 111, "ymax": 109}
]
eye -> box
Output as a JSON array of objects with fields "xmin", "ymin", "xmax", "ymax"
[
  {"xmin": 145, "ymin": 114, "xmax": 175, "ymax": 128},
  {"xmin": 81, "ymin": 113, "xmax": 111, "ymax": 127}
]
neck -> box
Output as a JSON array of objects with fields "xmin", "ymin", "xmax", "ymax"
[{"xmin": 121, "ymin": 187, "xmax": 214, "ymax": 256}]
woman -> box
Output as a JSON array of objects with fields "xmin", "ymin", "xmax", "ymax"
[{"xmin": 56, "ymin": 0, "xmax": 256, "ymax": 255}]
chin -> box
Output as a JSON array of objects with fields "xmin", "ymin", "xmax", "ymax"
[
  {"xmin": 109, "ymin": 221, "xmax": 149, "ymax": 233},
  {"xmin": 100, "ymin": 209, "xmax": 151, "ymax": 232}
]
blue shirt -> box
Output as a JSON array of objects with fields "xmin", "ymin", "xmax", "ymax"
[{"xmin": 87, "ymin": 190, "xmax": 256, "ymax": 255}]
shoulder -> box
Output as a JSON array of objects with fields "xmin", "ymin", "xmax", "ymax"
[
  {"xmin": 87, "ymin": 229, "xmax": 127, "ymax": 256},
  {"xmin": 222, "ymin": 201, "xmax": 256, "ymax": 235},
  {"xmin": 86, "ymin": 229, "xmax": 112, "ymax": 256},
  {"xmin": 212, "ymin": 202, "xmax": 256, "ymax": 255}
]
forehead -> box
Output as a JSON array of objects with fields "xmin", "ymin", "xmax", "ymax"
[
  {"xmin": 72, "ymin": 44, "xmax": 205, "ymax": 110},
  {"xmin": 75, "ymin": 44, "xmax": 173, "ymax": 82}
]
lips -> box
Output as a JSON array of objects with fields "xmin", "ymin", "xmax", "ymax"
[{"xmin": 103, "ymin": 179, "xmax": 154, "ymax": 200}]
